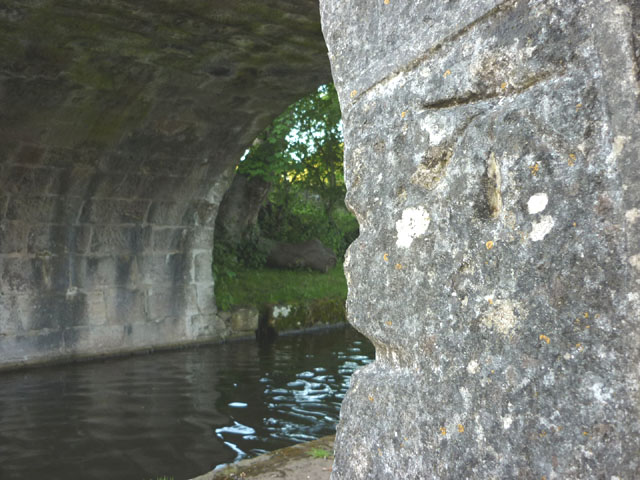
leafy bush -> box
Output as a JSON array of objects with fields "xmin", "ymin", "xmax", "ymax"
[{"xmin": 238, "ymin": 83, "xmax": 357, "ymax": 259}]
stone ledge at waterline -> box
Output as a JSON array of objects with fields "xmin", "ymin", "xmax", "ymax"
[
  {"xmin": 221, "ymin": 298, "xmax": 347, "ymax": 339},
  {"xmin": 191, "ymin": 435, "xmax": 334, "ymax": 480}
]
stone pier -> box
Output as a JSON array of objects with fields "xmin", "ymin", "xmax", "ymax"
[{"xmin": 321, "ymin": 0, "xmax": 640, "ymax": 477}]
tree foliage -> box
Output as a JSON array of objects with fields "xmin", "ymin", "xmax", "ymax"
[{"xmin": 238, "ymin": 83, "xmax": 357, "ymax": 256}]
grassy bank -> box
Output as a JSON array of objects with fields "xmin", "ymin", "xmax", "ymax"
[{"xmin": 215, "ymin": 264, "xmax": 347, "ymax": 310}]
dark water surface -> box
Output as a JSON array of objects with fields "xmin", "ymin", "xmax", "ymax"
[{"xmin": 0, "ymin": 326, "xmax": 374, "ymax": 480}]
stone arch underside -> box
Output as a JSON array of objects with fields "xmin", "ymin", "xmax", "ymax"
[{"xmin": 0, "ymin": 0, "xmax": 330, "ymax": 368}]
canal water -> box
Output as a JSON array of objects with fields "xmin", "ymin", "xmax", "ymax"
[{"xmin": 0, "ymin": 326, "xmax": 373, "ymax": 480}]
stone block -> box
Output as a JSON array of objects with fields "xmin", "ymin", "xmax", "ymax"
[
  {"xmin": 90, "ymin": 170, "xmax": 128, "ymax": 200},
  {"xmin": 0, "ymin": 330, "xmax": 64, "ymax": 365},
  {"xmin": 140, "ymin": 155, "xmax": 193, "ymax": 176},
  {"xmin": 139, "ymin": 253, "xmax": 190, "ymax": 286},
  {"xmin": 0, "ymin": 221, "xmax": 28, "ymax": 254},
  {"xmin": 230, "ymin": 307, "xmax": 259, "ymax": 332},
  {"xmin": 185, "ymin": 200, "xmax": 217, "ymax": 227},
  {"xmin": 104, "ymin": 287, "xmax": 145, "ymax": 326},
  {"xmin": 0, "ymin": 165, "xmax": 62, "ymax": 195},
  {"xmin": 138, "ymin": 175, "xmax": 184, "ymax": 200},
  {"xmin": 89, "ymin": 225, "xmax": 146, "ymax": 255},
  {"xmin": 186, "ymin": 313, "xmax": 226, "ymax": 339},
  {"xmin": 122, "ymin": 317, "xmax": 186, "ymax": 348},
  {"xmin": 146, "ymin": 201, "xmax": 189, "ymax": 226},
  {"xmin": 152, "ymin": 227, "xmax": 188, "ymax": 252},
  {"xmin": 26, "ymin": 224, "xmax": 91, "ymax": 255},
  {"xmin": 188, "ymin": 226, "xmax": 214, "ymax": 250},
  {"xmin": 146, "ymin": 284, "xmax": 197, "ymax": 320},
  {"xmin": 0, "ymin": 255, "xmax": 67, "ymax": 294},
  {"xmin": 0, "ymin": 294, "xmax": 28, "ymax": 335},
  {"xmin": 6, "ymin": 195, "xmax": 76, "ymax": 224},
  {"xmin": 193, "ymin": 251, "xmax": 213, "ymax": 283},
  {"xmin": 72, "ymin": 255, "xmax": 139, "ymax": 289},
  {"xmin": 12, "ymin": 291, "xmax": 105, "ymax": 331},
  {"xmin": 55, "ymin": 166, "xmax": 96, "ymax": 197},
  {"xmin": 97, "ymin": 151, "xmax": 138, "ymax": 173},
  {"xmin": 62, "ymin": 324, "xmax": 124, "ymax": 354},
  {"xmin": 79, "ymin": 199, "xmax": 149, "ymax": 224},
  {"xmin": 195, "ymin": 282, "xmax": 216, "ymax": 314}
]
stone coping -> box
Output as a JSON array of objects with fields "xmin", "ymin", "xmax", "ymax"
[{"xmin": 191, "ymin": 435, "xmax": 334, "ymax": 480}]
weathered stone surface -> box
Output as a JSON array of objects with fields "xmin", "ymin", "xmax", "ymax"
[
  {"xmin": 266, "ymin": 238, "xmax": 337, "ymax": 272},
  {"xmin": 216, "ymin": 172, "xmax": 271, "ymax": 243},
  {"xmin": 230, "ymin": 307, "xmax": 260, "ymax": 333},
  {"xmin": 322, "ymin": 0, "xmax": 640, "ymax": 478},
  {"xmin": 0, "ymin": 0, "xmax": 330, "ymax": 368}
]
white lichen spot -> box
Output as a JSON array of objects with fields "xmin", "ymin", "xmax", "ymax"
[
  {"xmin": 527, "ymin": 192, "xmax": 548, "ymax": 214},
  {"xmin": 625, "ymin": 208, "xmax": 640, "ymax": 224},
  {"xmin": 395, "ymin": 206, "xmax": 430, "ymax": 248},
  {"xmin": 502, "ymin": 415, "xmax": 513, "ymax": 430},
  {"xmin": 480, "ymin": 300, "xmax": 522, "ymax": 337},
  {"xmin": 273, "ymin": 305, "xmax": 292, "ymax": 318},
  {"xmin": 629, "ymin": 254, "xmax": 640, "ymax": 272},
  {"xmin": 419, "ymin": 115, "xmax": 454, "ymax": 146},
  {"xmin": 530, "ymin": 215, "xmax": 555, "ymax": 241},
  {"xmin": 467, "ymin": 359, "xmax": 480, "ymax": 375},
  {"xmin": 65, "ymin": 287, "xmax": 79, "ymax": 299}
]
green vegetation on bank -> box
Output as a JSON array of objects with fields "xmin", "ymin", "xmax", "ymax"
[
  {"xmin": 308, "ymin": 447, "xmax": 333, "ymax": 459},
  {"xmin": 213, "ymin": 83, "xmax": 356, "ymax": 311},
  {"xmin": 215, "ymin": 264, "xmax": 347, "ymax": 310}
]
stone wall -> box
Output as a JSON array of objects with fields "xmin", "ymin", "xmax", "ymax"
[
  {"xmin": 0, "ymin": 1, "xmax": 330, "ymax": 368},
  {"xmin": 322, "ymin": 0, "xmax": 640, "ymax": 477}
]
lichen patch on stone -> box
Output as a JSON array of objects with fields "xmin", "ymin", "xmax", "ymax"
[
  {"xmin": 606, "ymin": 135, "xmax": 630, "ymax": 163},
  {"xmin": 625, "ymin": 208, "xmax": 640, "ymax": 224},
  {"xmin": 395, "ymin": 206, "xmax": 430, "ymax": 248},
  {"xmin": 467, "ymin": 359, "xmax": 480, "ymax": 374},
  {"xmin": 480, "ymin": 300, "xmax": 522, "ymax": 337},
  {"xmin": 527, "ymin": 193, "xmax": 548, "ymax": 214},
  {"xmin": 530, "ymin": 215, "xmax": 555, "ymax": 241}
]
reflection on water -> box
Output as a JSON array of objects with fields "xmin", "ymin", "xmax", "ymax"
[{"xmin": 0, "ymin": 326, "xmax": 373, "ymax": 480}]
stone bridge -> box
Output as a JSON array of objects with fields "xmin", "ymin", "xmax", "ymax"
[
  {"xmin": 0, "ymin": 0, "xmax": 330, "ymax": 367},
  {"xmin": 1, "ymin": 0, "xmax": 639, "ymax": 478}
]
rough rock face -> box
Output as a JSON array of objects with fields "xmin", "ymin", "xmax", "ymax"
[
  {"xmin": 321, "ymin": 0, "xmax": 640, "ymax": 478},
  {"xmin": 0, "ymin": 1, "xmax": 330, "ymax": 368},
  {"xmin": 216, "ymin": 173, "xmax": 271, "ymax": 243}
]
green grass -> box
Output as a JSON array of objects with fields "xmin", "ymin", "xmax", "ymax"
[
  {"xmin": 217, "ymin": 264, "xmax": 347, "ymax": 309},
  {"xmin": 308, "ymin": 447, "xmax": 332, "ymax": 459}
]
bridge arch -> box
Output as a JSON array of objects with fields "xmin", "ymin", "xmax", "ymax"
[{"xmin": 0, "ymin": 1, "xmax": 331, "ymax": 367}]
